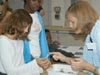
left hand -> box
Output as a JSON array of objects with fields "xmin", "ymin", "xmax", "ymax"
[
  {"xmin": 50, "ymin": 52, "xmax": 66, "ymax": 62},
  {"xmin": 71, "ymin": 58, "xmax": 89, "ymax": 71},
  {"xmin": 36, "ymin": 58, "xmax": 51, "ymax": 70}
]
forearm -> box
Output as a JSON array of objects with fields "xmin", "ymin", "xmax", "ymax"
[
  {"xmin": 14, "ymin": 60, "xmax": 41, "ymax": 74},
  {"xmin": 85, "ymin": 63, "xmax": 98, "ymax": 75},
  {"xmin": 4, "ymin": 59, "xmax": 42, "ymax": 75},
  {"xmin": 64, "ymin": 57, "xmax": 72, "ymax": 64}
]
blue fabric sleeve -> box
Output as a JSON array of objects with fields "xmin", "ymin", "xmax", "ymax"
[
  {"xmin": 23, "ymin": 39, "xmax": 31, "ymax": 63},
  {"xmin": 36, "ymin": 11, "xmax": 50, "ymax": 58}
]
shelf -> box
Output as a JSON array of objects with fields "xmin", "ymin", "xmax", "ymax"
[{"xmin": 45, "ymin": 25, "xmax": 74, "ymax": 31}]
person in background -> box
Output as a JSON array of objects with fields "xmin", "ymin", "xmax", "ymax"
[
  {"xmin": 45, "ymin": 29, "xmax": 60, "ymax": 47},
  {"xmin": 45, "ymin": 29, "xmax": 74, "ymax": 58},
  {"xmin": 0, "ymin": 0, "xmax": 12, "ymax": 34},
  {"xmin": 0, "ymin": 9, "xmax": 50, "ymax": 75},
  {"xmin": 32, "ymin": 0, "xmax": 45, "ymax": 16},
  {"xmin": 24, "ymin": 0, "xmax": 49, "ymax": 58},
  {"xmin": 51, "ymin": 1, "xmax": 100, "ymax": 75}
]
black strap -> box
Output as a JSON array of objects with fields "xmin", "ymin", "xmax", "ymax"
[
  {"xmin": 90, "ymin": 36, "xmax": 93, "ymax": 43},
  {"xmin": 88, "ymin": 36, "xmax": 93, "ymax": 51},
  {"xmin": 37, "ymin": 6, "xmax": 43, "ymax": 12}
]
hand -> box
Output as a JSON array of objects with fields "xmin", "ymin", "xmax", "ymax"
[
  {"xmin": 71, "ymin": 58, "xmax": 89, "ymax": 71},
  {"xmin": 36, "ymin": 58, "xmax": 51, "ymax": 70},
  {"xmin": 50, "ymin": 52, "xmax": 66, "ymax": 61}
]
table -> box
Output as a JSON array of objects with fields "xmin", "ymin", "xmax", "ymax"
[
  {"xmin": 47, "ymin": 63, "xmax": 88, "ymax": 75},
  {"xmin": 45, "ymin": 26, "xmax": 73, "ymax": 31},
  {"xmin": 47, "ymin": 63, "xmax": 79, "ymax": 75},
  {"xmin": 48, "ymin": 71, "xmax": 75, "ymax": 75},
  {"xmin": 47, "ymin": 46, "xmax": 88, "ymax": 75}
]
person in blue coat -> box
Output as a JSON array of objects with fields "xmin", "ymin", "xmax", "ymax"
[{"xmin": 24, "ymin": 0, "xmax": 49, "ymax": 59}]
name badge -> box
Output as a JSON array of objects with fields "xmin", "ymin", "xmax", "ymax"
[{"xmin": 86, "ymin": 43, "xmax": 96, "ymax": 51}]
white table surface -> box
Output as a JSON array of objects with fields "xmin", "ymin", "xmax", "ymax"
[
  {"xmin": 47, "ymin": 63, "xmax": 79, "ymax": 75},
  {"xmin": 47, "ymin": 46, "xmax": 83, "ymax": 75},
  {"xmin": 48, "ymin": 71, "xmax": 75, "ymax": 75}
]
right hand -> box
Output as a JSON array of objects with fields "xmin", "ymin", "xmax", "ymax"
[
  {"xmin": 50, "ymin": 52, "xmax": 73, "ymax": 64},
  {"xmin": 36, "ymin": 58, "xmax": 51, "ymax": 70},
  {"xmin": 50, "ymin": 52, "xmax": 67, "ymax": 62}
]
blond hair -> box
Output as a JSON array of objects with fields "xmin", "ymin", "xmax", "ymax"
[{"xmin": 66, "ymin": 1, "xmax": 99, "ymax": 35}]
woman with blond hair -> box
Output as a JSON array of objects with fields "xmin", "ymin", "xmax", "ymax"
[{"xmin": 51, "ymin": 1, "xmax": 100, "ymax": 75}]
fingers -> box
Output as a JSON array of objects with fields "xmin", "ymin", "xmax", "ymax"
[
  {"xmin": 71, "ymin": 58, "xmax": 82, "ymax": 63},
  {"xmin": 42, "ymin": 61, "xmax": 51, "ymax": 70},
  {"xmin": 71, "ymin": 65, "xmax": 79, "ymax": 71},
  {"xmin": 52, "ymin": 54, "xmax": 60, "ymax": 61},
  {"xmin": 73, "ymin": 58, "xmax": 82, "ymax": 61},
  {"xmin": 50, "ymin": 52, "xmax": 63, "ymax": 58},
  {"xmin": 70, "ymin": 58, "xmax": 85, "ymax": 71},
  {"xmin": 36, "ymin": 58, "xmax": 51, "ymax": 70},
  {"xmin": 71, "ymin": 58, "xmax": 81, "ymax": 66},
  {"xmin": 50, "ymin": 52, "xmax": 61, "ymax": 56},
  {"xmin": 50, "ymin": 52, "xmax": 66, "ymax": 62},
  {"xmin": 42, "ymin": 59, "xmax": 51, "ymax": 70}
]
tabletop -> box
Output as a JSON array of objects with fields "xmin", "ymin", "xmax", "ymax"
[{"xmin": 41, "ymin": 46, "xmax": 88, "ymax": 75}]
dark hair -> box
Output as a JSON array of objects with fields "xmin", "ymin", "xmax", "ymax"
[
  {"xmin": 24, "ymin": 0, "xmax": 35, "ymax": 13},
  {"xmin": 1, "ymin": 9, "xmax": 32, "ymax": 40}
]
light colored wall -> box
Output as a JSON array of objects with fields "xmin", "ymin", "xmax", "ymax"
[
  {"xmin": 43, "ymin": 0, "xmax": 84, "ymax": 46},
  {"xmin": 8, "ymin": 0, "xmax": 24, "ymax": 10},
  {"xmin": 43, "ymin": 0, "xmax": 71, "ymax": 26},
  {"xmin": 42, "ymin": 0, "xmax": 51, "ymax": 26},
  {"xmin": 8, "ymin": 0, "xmax": 100, "ymax": 25},
  {"xmin": 88, "ymin": 0, "xmax": 100, "ymax": 15},
  {"xmin": 42, "ymin": 0, "xmax": 100, "ymax": 46},
  {"xmin": 50, "ymin": 31, "xmax": 84, "ymax": 46},
  {"xmin": 50, "ymin": 0, "xmax": 70, "ymax": 26},
  {"xmin": 8, "ymin": 0, "xmax": 99, "ymax": 46}
]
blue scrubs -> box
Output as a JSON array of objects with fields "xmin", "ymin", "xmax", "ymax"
[{"xmin": 83, "ymin": 19, "xmax": 100, "ymax": 75}]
